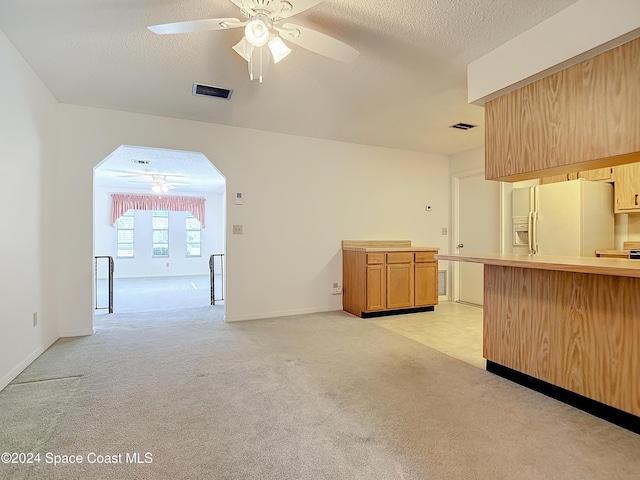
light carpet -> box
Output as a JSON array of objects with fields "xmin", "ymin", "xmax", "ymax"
[{"xmin": 1, "ymin": 307, "xmax": 639, "ymax": 479}]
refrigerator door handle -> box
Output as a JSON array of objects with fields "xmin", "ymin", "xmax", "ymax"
[
  {"xmin": 532, "ymin": 211, "xmax": 539, "ymax": 254},
  {"xmin": 527, "ymin": 211, "xmax": 534, "ymax": 253}
]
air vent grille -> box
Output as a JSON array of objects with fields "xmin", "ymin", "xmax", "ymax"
[
  {"xmin": 438, "ymin": 270, "xmax": 446, "ymax": 296},
  {"xmin": 450, "ymin": 123, "xmax": 477, "ymax": 130},
  {"xmin": 132, "ymin": 159, "xmax": 151, "ymax": 165},
  {"xmin": 193, "ymin": 83, "xmax": 233, "ymax": 100}
]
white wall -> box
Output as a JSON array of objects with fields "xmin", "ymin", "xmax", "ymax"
[
  {"xmin": 54, "ymin": 104, "xmax": 450, "ymax": 329},
  {"xmin": 449, "ymin": 146, "xmax": 484, "ymax": 174},
  {"xmin": 0, "ymin": 30, "xmax": 59, "ymax": 389},
  {"xmin": 94, "ymin": 183, "xmax": 224, "ymax": 278}
]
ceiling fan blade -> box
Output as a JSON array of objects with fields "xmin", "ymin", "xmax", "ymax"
[
  {"xmin": 148, "ymin": 18, "xmax": 244, "ymax": 35},
  {"xmin": 278, "ymin": 23, "xmax": 358, "ymax": 63}
]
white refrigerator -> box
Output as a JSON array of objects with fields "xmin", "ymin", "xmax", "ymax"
[{"xmin": 512, "ymin": 179, "xmax": 614, "ymax": 257}]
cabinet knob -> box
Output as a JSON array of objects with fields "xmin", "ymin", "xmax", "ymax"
[{"xmin": 457, "ymin": 243, "xmax": 464, "ymax": 248}]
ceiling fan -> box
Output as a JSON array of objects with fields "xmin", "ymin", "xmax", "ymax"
[
  {"xmin": 147, "ymin": 0, "xmax": 359, "ymax": 83},
  {"xmin": 118, "ymin": 172, "xmax": 191, "ymax": 194}
]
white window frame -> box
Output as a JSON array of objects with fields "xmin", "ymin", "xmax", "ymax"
[
  {"xmin": 185, "ymin": 211, "xmax": 202, "ymax": 257},
  {"xmin": 152, "ymin": 210, "xmax": 170, "ymax": 258},
  {"xmin": 116, "ymin": 209, "xmax": 135, "ymax": 258}
]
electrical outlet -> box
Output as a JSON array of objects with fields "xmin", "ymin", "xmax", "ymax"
[
  {"xmin": 441, "ymin": 227, "xmax": 448, "ymax": 235},
  {"xmin": 331, "ymin": 284, "xmax": 342, "ymax": 295},
  {"xmin": 233, "ymin": 225, "xmax": 243, "ymax": 235},
  {"xmin": 32, "ymin": 312, "xmax": 38, "ymax": 327}
]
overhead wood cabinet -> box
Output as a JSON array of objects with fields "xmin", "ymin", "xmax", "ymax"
[
  {"xmin": 485, "ymin": 36, "xmax": 640, "ymax": 182},
  {"xmin": 342, "ymin": 241, "xmax": 438, "ymax": 318},
  {"xmin": 613, "ymin": 163, "xmax": 640, "ymax": 213}
]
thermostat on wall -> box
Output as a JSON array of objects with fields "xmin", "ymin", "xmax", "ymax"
[{"xmin": 235, "ymin": 192, "xmax": 244, "ymax": 205}]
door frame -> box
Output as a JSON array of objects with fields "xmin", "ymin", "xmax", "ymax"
[{"xmin": 451, "ymin": 168, "xmax": 506, "ymax": 302}]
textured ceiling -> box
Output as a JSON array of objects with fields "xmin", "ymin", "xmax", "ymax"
[
  {"xmin": 97, "ymin": 146, "xmax": 226, "ymax": 195},
  {"xmin": 0, "ymin": 0, "xmax": 578, "ymax": 162}
]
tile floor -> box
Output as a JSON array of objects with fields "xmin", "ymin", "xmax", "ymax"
[{"xmin": 371, "ymin": 302, "xmax": 485, "ymax": 369}]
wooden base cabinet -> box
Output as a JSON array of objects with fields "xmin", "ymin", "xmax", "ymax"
[
  {"xmin": 342, "ymin": 241, "xmax": 438, "ymax": 318},
  {"xmin": 365, "ymin": 264, "xmax": 385, "ymax": 311},
  {"xmin": 414, "ymin": 262, "xmax": 437, "ymax": 306}
]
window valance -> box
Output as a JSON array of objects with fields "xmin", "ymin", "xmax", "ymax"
[{"xmin": 111, "ymin": 194, "xmax": 206, "ymax": 227}]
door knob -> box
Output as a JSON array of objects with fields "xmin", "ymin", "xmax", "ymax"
[{"xmin": 457, "ymin": 243, "xmax": 464, "ymax": 248}]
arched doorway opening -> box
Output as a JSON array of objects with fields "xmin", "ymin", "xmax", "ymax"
[{"xmin": 93, "ymin": 145, "xmax": 226, "ymax": 318}]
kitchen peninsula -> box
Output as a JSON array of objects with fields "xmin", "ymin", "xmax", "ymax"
[{"xmin": 437, "ymin": 252, "xmax": 640, "ymax": 432}]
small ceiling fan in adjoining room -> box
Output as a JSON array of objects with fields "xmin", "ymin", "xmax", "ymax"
[
  {"xmin": 147, "ymin": 0, "xmax": 359, "ymax": 83},
  {"xmin": 117, "ymin": 172, "xmax": 191, "ymax": 194}
]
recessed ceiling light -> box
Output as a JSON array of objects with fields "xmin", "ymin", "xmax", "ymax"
[{"xmin": 450, "ymin": 123, "xmax": 477, "ymax": 130}]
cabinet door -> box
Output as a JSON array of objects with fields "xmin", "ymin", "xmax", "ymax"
[
  {"xmin": 415, "ymin": 263, "xmax": 438, "ymax": 306},
  {"xmin": 613, "ymin": 163, "xmax": 640, "ymax": 212},
  {"xmin": 366, "ymin": 265, "xmax": 385, "ymax": 311},
  {"xmin": 578, "ymin": 167, "xmax": 613, "ymax": 182},
  {"xmin": 485, "ymin": 37, "xmax": 640, "ymax": 181},
  {"xmin": 386, "ymin": 263, "xmax": 413, "ymax": 309},
  {"xmin": 539, "ymin": 173, "xmax": 577, "ymax": 184}
]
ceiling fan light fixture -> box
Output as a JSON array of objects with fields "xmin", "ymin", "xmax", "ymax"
[
  {"xmin": 152, "ymin": 183, "xmax": 169, "ymax": 194},
  {"xmin": 245, "ymin": 18, "xmax": 269, "ymax": 47},
  {"xmin": 232, "ymin": 36, "xmax": 254, "ymax": 62},
  {"xmin": 268, "ymin": 36, "xmax": 291, "ymax": 64}
]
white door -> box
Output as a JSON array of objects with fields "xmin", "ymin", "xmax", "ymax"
[{"xmin": 456, "ymin": 171, "xmax": 500, "ymax": 305}]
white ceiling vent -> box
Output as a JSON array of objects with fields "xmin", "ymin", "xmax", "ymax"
[{"xmin": 193, "ymin": 83, "xmax": 233, "ymax": 100}]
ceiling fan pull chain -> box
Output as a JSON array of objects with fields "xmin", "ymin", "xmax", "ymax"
[{"xmin": 259, "ymin": 46, "xmax": 263, "ymax": 84}]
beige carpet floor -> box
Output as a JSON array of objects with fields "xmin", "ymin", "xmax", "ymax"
[{"xmin": 1, "ymin": 307, "xmax": 639, "ymax": 479}]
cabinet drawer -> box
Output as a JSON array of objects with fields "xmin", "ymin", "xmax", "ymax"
[
  {"xmin": 386, "ymin": 252, "xmax": 413, "ymax": 264},
  {"xmin": 414, "ymin": 252, "xmax": 435, "ymax": 263},
  {"xmin": 366, "ymin": 253, "xmax": 385, "ymax": 264}
]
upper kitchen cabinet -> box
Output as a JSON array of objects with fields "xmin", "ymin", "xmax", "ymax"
[
  {"xmin": 485, "ymin": 37, "xmax": 640, "ymax": 182},
  {"xmin": 577, "ymin": 167, "xmax": 613, "ymax": 182},
  {"xmin": 612, "ymin": 163, "xmax": 640, "ymax": 213}
]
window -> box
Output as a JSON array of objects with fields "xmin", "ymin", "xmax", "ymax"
[
  {"xmin": 152, "ymin": 210, "xmax": 169, "ymax": 257},
  {"xmin": 186, "ymin": 211, "xmax": 201, "ymax": 257},
  {"xmin": 116, "ymin": 209, "xmax": 135, "ymax": 258}
]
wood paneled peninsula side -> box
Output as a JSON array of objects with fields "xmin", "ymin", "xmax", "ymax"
[
  {"xmin": 342, "ymin": 241, "xmax": 438, "ymax": 318},
  {"xmin": 437, "ymin": 252, "xmax": 640, "ymax": 433}
]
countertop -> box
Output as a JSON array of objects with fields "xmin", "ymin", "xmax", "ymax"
[
  {"xmin": 343, "ymin": 246, "xmax": 439, "ymax": 252},
  {"xmin": 435, "ymin": 253, "xmax": 640, "ymax": 278},
  {"xmin": 341, "ymin": 240, "xmax": 438, "ymax": 253},
  {"xmin": 595, "ymin": 249, "xmax": 631, "ymax": 258}
]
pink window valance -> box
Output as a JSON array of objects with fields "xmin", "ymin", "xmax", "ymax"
[{"xmin": 111, "ymin": 194, "xmax": 206, "ymax": 227}]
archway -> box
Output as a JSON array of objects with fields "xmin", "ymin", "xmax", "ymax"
[{"xmin": 93, "ymin": 145, "xmax": 226, "ymax": 318}]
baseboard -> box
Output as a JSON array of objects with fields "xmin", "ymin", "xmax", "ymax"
[
  {"xmin": 0, "ymin": 336, "xmax": 58, "ymax": 392},
  {"xmin": 225, "ymin": 306, "xmax": 338, "ymax": 323},
  {"xmin": 58, "ymin": 328, "xmax": 94, "ymax": 337},
  {"xmin": 487, "ymin": 360, "xmax": 640, "ymax": 435},
  {"xmin": 361, "ymin": 306, "xmax": 435, "ymax": 318}
]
